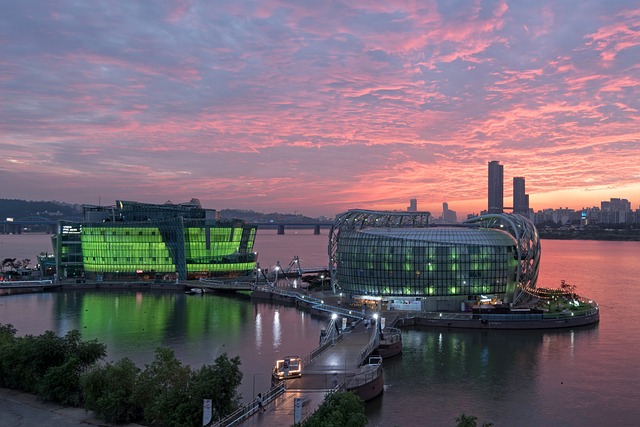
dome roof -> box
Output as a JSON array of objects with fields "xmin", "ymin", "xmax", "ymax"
[{"xmin": 357, "ymin": 226, "xmax": 517, "ymax": 246}]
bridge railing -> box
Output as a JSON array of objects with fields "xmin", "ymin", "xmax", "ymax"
[
  {"xmin": 0, "ymin": 280, "xmax": 54, "ymax": 287},
  {"xmin": 210, "ymin": 382, "xmax": 286, "ymax": 427}
]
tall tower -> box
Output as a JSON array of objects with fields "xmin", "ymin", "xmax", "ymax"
[
  {"xmin": 488, "ymin": 161, "xmax": 504, "ymax": 214},
  {"xmin": 407, "ymin": 199, "xmax": 417, "ymax": 212},
  {"xmin": 513, "ymin": 177, "xmax": 529, "ymax": 215}
]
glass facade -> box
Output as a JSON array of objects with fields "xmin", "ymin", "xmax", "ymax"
[
  {"xmin": 54, "ymin": 200, "xmax": 257, "ymax": 280},
  {"xmin": 330, "ymin": 210, "xmax": 541, "ymax": 310},
  {"xmin": 335, "ymin": 227, "xmax": 518, "ymax": 299}
]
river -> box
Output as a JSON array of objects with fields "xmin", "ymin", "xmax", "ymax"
[{"xmin": 1, "ymin": 231, "xmax": 639, "ymax": 426}]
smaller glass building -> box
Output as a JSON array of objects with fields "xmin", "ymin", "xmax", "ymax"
[
  {"xmin": 330, "ymin": 210, "xmax": 540, "ymax": 311},
  {"xmin": 53, "ymin": 199, "xmax": 257, "ymax": 281}
]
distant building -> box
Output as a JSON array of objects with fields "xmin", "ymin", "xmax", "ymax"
[
  {"xmin": 513, "ymin": 177, "xmax": 529, "ymax": 215},
  {"xmin": 488, "ymin": 161, "xmax": 504, "ymax": 214},
  {"xmin": 601, "ymin": 198, "xmax": 631, "ymax": 223},
  {"xmin": 407, "ymin": 198, "xmax": 418, "ymax": 212},
  {"xmin": 52, "ymin": 199, "xmax": 257, "ymax": 281},
  {"xmin": 442, "ymin": 202, "xmax": 457, "ymax": 223}
]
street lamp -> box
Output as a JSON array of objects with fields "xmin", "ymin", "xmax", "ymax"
[
  {"xmin": 253, "ymin": 373, "xmax": 261, "ymax": 399},
  {"xmin": 254, "ymin": 262, "xmax": 261, "ymax": 287},
  {"xmin": 321, "ymin": 274, "xmax": 325, "ymax": 291},
  {"xmin": 274, "ymin": 263, "xmax": 281, "ymax": 286}
]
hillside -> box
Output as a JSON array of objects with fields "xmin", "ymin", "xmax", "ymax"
[
  {"xmin": 0, "ymin": 199, "xmax": 82, "ymax": 220},
  {"xmin": 0, "ymin": 200, "xmax": 324, "ymax": 223}
]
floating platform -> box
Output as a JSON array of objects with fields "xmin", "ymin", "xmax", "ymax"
[{"xmin": 395, "ymin": 306, "xmax": 599, "ymax": 330}]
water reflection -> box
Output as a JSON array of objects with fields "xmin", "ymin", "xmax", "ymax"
[
  {"xmin": 368, "ymin": 324, "xmax": 600, "ymax": 427},
  {"xmin": 0, "ymin": 290, "xmax": 326, "ymax": 403}
]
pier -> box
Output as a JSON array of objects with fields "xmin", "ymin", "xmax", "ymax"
[
  {"xmin": 0, "ymin": 280, "xmax": 60, "ymax": 295},
  {"xmin": 211, "ymin": 287, "xmax": 392, "ymax": 427}
]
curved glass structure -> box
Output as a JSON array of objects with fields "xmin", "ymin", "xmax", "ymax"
[
  {"xmin": 54, "ymin": 200, "xmax": 257, "ymax": 280},
  {"xmin": 330, "ymin": 210, "xmax": 540, "ymax": 310}
]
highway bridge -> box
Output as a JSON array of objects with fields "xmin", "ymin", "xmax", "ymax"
[{"xmin": 248, "ymin": 222, "xmax": 332, "ymax": 235}]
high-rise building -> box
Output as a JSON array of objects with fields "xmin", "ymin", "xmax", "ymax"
[
  {"xmin": 407, "ymin": 198, "xmax": 417, "ymax": 212},
  {"xmin": 488, "ymin": 161, "xmax": 504, "ymax": 214},
  {"xmin": 442, "ymin": 202, "xmax": 457, "ymax": 223},
  {"xmin": 601, "ymin": 198, "xmax": 632, "ymax": 223},
  {"xmin": 513, "ymin": 177, "xmax": 529, "ymax": 215}
]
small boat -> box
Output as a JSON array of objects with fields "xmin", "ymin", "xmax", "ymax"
[
  {"xmin": 185, "ymin": 288, "xmax": 204, "ymax": 295},
  {"xmin": 272, "ymin": 356, "xmax": 302, "ymax": 380}
]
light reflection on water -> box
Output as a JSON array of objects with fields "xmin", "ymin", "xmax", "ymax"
[
  {"xmin": 0, "ymin": 290, "xmax": 326, "ymax": 404},
  {"xmin": 1, "ymin": 233, "xmax": 640, "ymax": 425}
]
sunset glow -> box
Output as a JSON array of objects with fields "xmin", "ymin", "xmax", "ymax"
[{"xmin": 1, "ymin": 1, "xmax": 639, "ymax": 218}]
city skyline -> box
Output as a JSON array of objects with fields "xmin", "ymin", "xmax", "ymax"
[{"xmin": 2, "ymin": 1, "xmax": 639, "ymax": 218}]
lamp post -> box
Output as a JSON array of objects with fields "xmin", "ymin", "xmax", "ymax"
[
  {"xmin": 274, "ymin": 262, "xmax": 281, "ymax": 287},
  {"xmin": 321, "ymin": 274, "xmax": 325, "ymax": 291},
  {"xmin": 254, "ymin": 262, "xmax": 260, "ymax": 287},
  {"xmin": 253, "ymin": 373, "xmax": 261, "ymax": 399}
]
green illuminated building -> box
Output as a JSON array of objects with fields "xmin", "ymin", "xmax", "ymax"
[{"xmin": 53, "ymin": 199, "xmax": 257, "ymax": 280}]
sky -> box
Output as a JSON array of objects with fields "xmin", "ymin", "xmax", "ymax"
[{"xmin": 1, "ymin": 1, "xmax": 639, "ymax": 218}]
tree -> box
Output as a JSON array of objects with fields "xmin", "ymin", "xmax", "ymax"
[
  {"xmin": 301, "ymin": 391, "xmax": 367, "ymax": 427},
  {"xmin": 0, "ymin": 327, "xmax": 105, "ymax": 402},
  {"xmin": 1, "ymin": 258, "xmax": 16, "ymax": 272},
  {"xmin": 37, "ymin": 330, "xmax": 106, "ymax": 405},
  {"xmin": 133, "ymin": 347, "xmax": 193, "ymax": 426},
  {"xmin": 82, "ymin": 358, "xmax": 142, "ymax": 424},
  {"xmin": 455, "ymin": 413, "xmax": 493, "ymax": 427}
]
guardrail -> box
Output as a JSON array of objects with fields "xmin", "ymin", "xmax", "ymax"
[
  {"xmin": 263, "ymin": 286, "xmax": 366, "ymax": 320},
  {"xmin": 0, "ymin": 279, "xmax": 53, "ymax": 286},
  {"xmin": 210, "ymin": 382, "xmax": 285, "ymax": 427}
]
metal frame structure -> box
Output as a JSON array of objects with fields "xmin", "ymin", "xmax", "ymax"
[
  {"xmin": 464, "ymin": 213, "xmax": 541, "ymax": 304},
  {"xmin": 329, "ymin": 209, "xmax": 432, "ymax": 292}
]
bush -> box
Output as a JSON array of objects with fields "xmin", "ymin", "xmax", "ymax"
[
  {"xmin": 82, "ymin": 358, "xmax": 142, "ymax": 424},
  {"xmin": 0, "ymin": 325, "xmax": 105, "ymax": 401},
  {"xmin": 301, "ymin": 391, "xmax": 367, "ymax": 427},
  {"xmin": 82, "ymin": 348, "xmax": 243, "ymax": 426}
]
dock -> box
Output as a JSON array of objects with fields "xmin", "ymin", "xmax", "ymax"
[{"xmin": 213, "ymin": 289, "xmax": 393, "ymax": 427}]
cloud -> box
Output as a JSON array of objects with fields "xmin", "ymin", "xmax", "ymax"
[{"xmin": 0, "ymin": 0, "xmax": 639, "ymax": 217}]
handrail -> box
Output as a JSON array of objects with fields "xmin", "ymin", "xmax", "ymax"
[
  {"xmin": 210, "ymin": 383, "xmax": 285, "ymax": 427},
  {"xmin": 261, "ymin": 286, "xmax": 365, "ymax": 320},
  {"xmin": 0, "ymin": 279, "xmax": 54, "ymax": 286}
]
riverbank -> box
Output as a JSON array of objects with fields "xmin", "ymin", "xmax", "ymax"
[{"xmin": 538, "ymin": 228, "xmax": 640, "ymax": 241}]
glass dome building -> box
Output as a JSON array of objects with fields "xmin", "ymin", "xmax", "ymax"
[{"xmin": 329, "ymin": 210, "xmax": 540, "ymax": 311}]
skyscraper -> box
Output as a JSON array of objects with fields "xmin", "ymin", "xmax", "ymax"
[
  {"xmin": 513, "ymin": 177, "xmax": 529, "ymax": 215},
  {"xmin": 442, "ymin": 202, "xmax": 457, "ymax": 223},
  {"xmin": 488, "ymin": 161, "xmax": 503, "ymax": 214},
  {"xmin": 407, "ymin": 198, "xmax": 417, "ymax": 212}
]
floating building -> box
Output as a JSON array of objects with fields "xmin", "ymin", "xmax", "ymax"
[
  {"xmin": 51, "ymin": 199, "xmax": 257, "ymax": 281},
  {"xmin": 329, "ymin": 210, "xmax": 539, "ymax": 311}
]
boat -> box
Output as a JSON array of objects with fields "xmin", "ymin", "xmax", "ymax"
[
  {"xmin": 185, "ymin": 288, "xmax": 204, "ymax": 295},
  {"xmin": 272, "ymin": 356, "xmax": 302, "ymax": 380}
]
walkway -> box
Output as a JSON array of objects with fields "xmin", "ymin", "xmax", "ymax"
[{"xmin": 231, "ymin": 321, "xmax": 376, "ymax": 426}]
